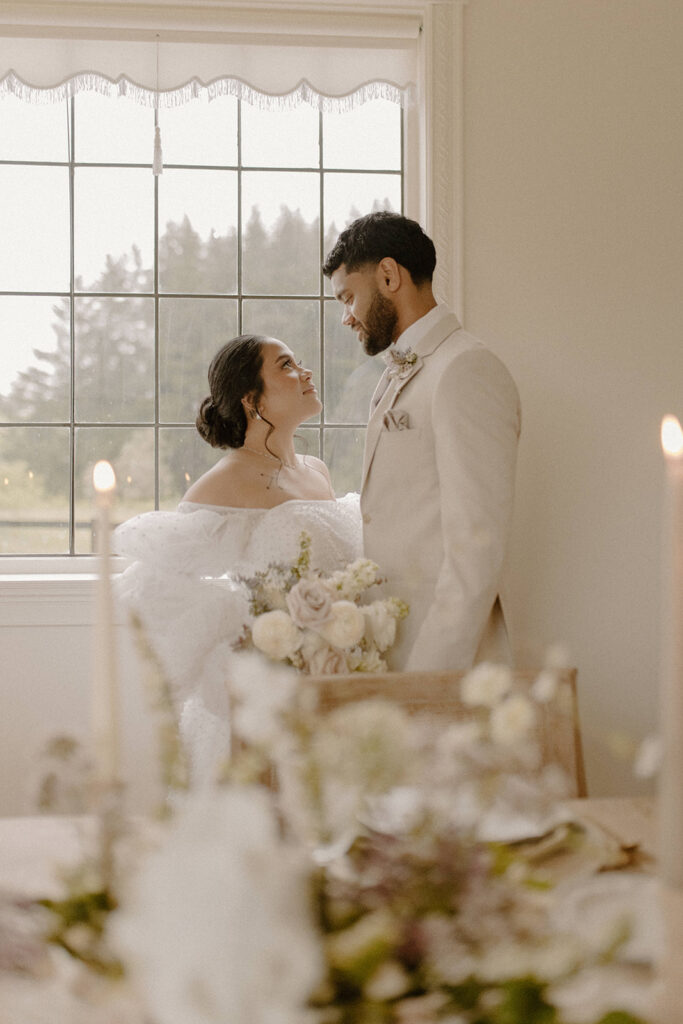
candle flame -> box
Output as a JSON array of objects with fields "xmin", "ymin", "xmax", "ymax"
[
  {"xmin": 661, "ymin": 416, "xmax": 683, "ymax": 457},
  {"xmin": 93, "ymin": 460, "xmax": 116, "ymax": 493}
]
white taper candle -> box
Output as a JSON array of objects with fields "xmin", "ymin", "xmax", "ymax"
[{"xmin": 92, "ymin": 460, "xmax": 119, "ymax": 788}]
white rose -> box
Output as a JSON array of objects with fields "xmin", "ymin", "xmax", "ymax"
[
  {"xmin": 363, "ymin": 601, "xmax": 397, "ymax": 653},
  {"xmin": 307, "ymin": 644, "xmax": 348, "ymax": 676},
  {"xmin": 490, "ymin": 693, "xmax": 537, "ymax": 745},
  {"xmin": 460, "ymin": 662, "xmax": 512, "ymax": 708},
  {"xmin": 286, "ymin": 577, "xmax": 334, "ymax": 628},
  {"xmin": 251, "ymin": 610, "xmax": 302, "ymax": 661},
  {"xmin": 316, "ymin": 600, "xmax": 365, "ymax": 649}
]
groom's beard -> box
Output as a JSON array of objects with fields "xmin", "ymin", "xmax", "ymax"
[{"xmin": 359, "ymin": 290, "xmax": 399, "ymax": 356}]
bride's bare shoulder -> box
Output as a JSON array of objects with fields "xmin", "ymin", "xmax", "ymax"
[
  {"xmin": 301, "ymin": 453, "xmax": 333, "ymax": 484},
  {"xmin": 182, "ymin": 453, "xmax": 257, "ymax": 508}
]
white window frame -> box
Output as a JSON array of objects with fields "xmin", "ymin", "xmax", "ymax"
[{"xmin": 0, "ymin": 0, "xmax": 467, "ymax": 595}]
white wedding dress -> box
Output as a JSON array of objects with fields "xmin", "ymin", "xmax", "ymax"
[{"xmin": 113, "ymin": 493, "xmax": 362, "ymax": 783}]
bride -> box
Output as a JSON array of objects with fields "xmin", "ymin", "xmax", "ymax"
[{"xmin": 114, "ymin": 334, "xmax": 362, "ymax": 782}]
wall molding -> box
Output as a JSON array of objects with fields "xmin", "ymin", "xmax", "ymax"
[
  {"xmin": 0, "ymin": 576, "xmax": 126, "ymax": 626},
  {"xmin": 419, "ymin": 0, "xmax": 465, "ymax": 317},
  {"xmin": 0, "ymin": 1, "xmax": 468, "ymax": 38}
]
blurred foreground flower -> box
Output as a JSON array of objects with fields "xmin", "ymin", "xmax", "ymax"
[
  {"xmin": 110, "ymin": 788, "xmax": 322, "ymax": 1024},
  {"xmin": 15, "ymin": 650, "xmax": 650, "ymax": 1024}
]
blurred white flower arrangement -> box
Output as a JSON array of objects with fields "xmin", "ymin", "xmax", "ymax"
[
  {"xmin": 235, "ymin": 531, "xmax": 409, "ymax": 674},
  {"xmin": 2, "ymin": 647, "xmax": 652, "ymax": 1024}
]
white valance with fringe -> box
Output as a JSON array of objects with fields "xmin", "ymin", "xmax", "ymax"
[{"xmin": 0, "ymin": 2, "xmax": 421, "ymax": 111}]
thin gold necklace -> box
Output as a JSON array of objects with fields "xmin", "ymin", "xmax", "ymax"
[{"xmin": 241, "ymin": 443, "xmax": 297, "ymax": 470}]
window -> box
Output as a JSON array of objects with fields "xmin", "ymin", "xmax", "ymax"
[
  {"xmin": 0, "ymin": 0, "xmax": 465, "ymax": 569},
  {"xmin": 0, "ymin": 89, "xmax": 403, "ymax": 555}
]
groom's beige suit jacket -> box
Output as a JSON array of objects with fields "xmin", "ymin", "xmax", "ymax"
[{"xmin": 361, "ymin": 305, "xmax": 521, "ymax": 672}]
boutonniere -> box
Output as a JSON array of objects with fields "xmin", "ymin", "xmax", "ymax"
[{"xmin": 385, "ymin": 346, "xmax": 418, "ymax": 379}]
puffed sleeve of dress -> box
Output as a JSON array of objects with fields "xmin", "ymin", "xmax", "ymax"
[{"xmin": 113, "ymin": 506, "xmax": 253, "ymax": 714}]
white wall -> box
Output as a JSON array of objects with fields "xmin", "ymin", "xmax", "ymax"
[
  {"xmin": 462, "ymin": 0, "xmax": 683, "ymax": 794},
  {"xmin": 0, "ymin": 591, "xmax": 159, "ymax": 816}
]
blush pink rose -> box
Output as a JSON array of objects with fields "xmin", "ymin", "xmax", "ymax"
[
  {"xmin": 306, "ymin": 644, "xmax": 348, "ymax": 675},
  {"xmin": 286, "ymin": 578, "xmax": 334, "ymax": 629}
]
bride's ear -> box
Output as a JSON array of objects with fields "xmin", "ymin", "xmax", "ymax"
[{"xmin": 242, "ymin": 394, "xmax": 260, "ymax": 420}]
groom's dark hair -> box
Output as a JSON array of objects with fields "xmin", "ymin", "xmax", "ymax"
[{"xmin": 322, "ymin": 212, "xmax": 436, "ymax": 286}]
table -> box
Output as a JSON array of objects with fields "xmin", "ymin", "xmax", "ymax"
[
  {"xmin": 0, "ymin": 798, "xmax": 656, "ymax": 893},
  {"xmin": 567, "ymin": 796, "xmax": 657, "ymax": 861}
]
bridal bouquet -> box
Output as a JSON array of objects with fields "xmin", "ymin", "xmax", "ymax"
[
  {"xmin": 234, "ymin": 531, "xmax": 409, "ymax": 674},
  {"xmin": 7, "ymin": 656, "xmax": 652, "ymax": 1024}
]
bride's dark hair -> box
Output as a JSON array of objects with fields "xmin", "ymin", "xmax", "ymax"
[{"xmin": 196, "ymin": 334, "xmax": 269, "ymax": 449}]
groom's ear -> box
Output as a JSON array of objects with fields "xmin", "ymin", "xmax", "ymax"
[{"xmin": 377, "ymin": 257, "xmax": 401, "ymax": 294}]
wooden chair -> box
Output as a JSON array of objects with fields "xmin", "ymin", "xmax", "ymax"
[{"xmin": 312, "ymin": 669, "xmax": 587, "ymax": 798}]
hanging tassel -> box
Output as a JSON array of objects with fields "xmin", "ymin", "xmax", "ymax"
[
  {"xmin": 152, "ymin": 33, "xmax": 163, "ymax": 176},
  {"xmin": 153, "ymin": 122, "xmax": 163, "ymax": 175}
]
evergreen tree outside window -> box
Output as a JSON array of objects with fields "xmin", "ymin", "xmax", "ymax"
[{"xmin": 0, "ymin": 91, "xmax": 402, "ymax": 555}]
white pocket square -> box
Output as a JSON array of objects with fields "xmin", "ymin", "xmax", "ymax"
[{"xmin": 383, "ymin": 408, "xmax": 411, "ymax": 431}]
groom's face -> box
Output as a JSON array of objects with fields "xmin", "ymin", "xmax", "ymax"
[{"xmin": 331, "ymin": 264, "xmax": 399, "ymax": 356}]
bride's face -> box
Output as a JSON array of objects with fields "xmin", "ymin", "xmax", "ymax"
[{"xmin": 255, "ymin": 338, "xmax": 321, "ymax": 425}]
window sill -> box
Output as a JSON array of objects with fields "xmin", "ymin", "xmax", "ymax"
[
  {"xmin": 0, "ymin": 556, "xmax": 126, "ymax": 575},
  {"xmin": 0, "ymin": 558, "xmax": 128, "ymax": 626}
]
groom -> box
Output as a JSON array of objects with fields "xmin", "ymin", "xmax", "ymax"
[{"xmin": 323, "ymin": 212, "xmax": 521, "ymax": 672}]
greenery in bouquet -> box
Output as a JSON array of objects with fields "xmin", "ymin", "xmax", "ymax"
[{"xmin": 234, "ymin": 531, "xmax": 409, "ymax": 674}]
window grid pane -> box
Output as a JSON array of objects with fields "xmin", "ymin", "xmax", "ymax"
[{"xmin": 0, "ymin": 93, "xmax": 402, "ymax": 556}]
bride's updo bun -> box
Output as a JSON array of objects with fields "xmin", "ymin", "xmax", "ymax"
[
  {"xmin": 196, "ymin": 396, "xmax": 232, "ymax": 449},
  {"xmin": 196, "ymin": 335, "xmax": 267, "ymax": 449}
]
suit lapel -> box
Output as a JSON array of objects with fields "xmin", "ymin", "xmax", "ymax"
[
  {"xmin": 369, "ymin": 367, "xmax": 391, "ymax": 412},
  {"xmin": 362, "ymin": 388, "xmax": 392, "ymax": 490},
  {"xmin": 361, "ymin": 358, "xmax": 426, "ymax": 490},
  {"xmin": 361, "ymin": 312, "xmax": 462, "ymax": 492}
]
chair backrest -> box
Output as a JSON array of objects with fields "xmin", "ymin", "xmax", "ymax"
[{"xmin": 313, "ymin": 668, "xmax": 587, "ymax": 798}]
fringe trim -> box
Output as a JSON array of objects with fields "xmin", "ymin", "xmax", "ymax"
[{"xmin": 0, "ymin": 70, "xmax": 414, "ymax": 110}]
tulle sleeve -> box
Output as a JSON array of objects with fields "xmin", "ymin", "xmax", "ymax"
[
  {"xmin": 113, "ymin": 505, "xmax": 256, "ymax": 578},
  {"xmin": 113, "ymin": 507, "xmax": 254, "ymax": 715}
]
